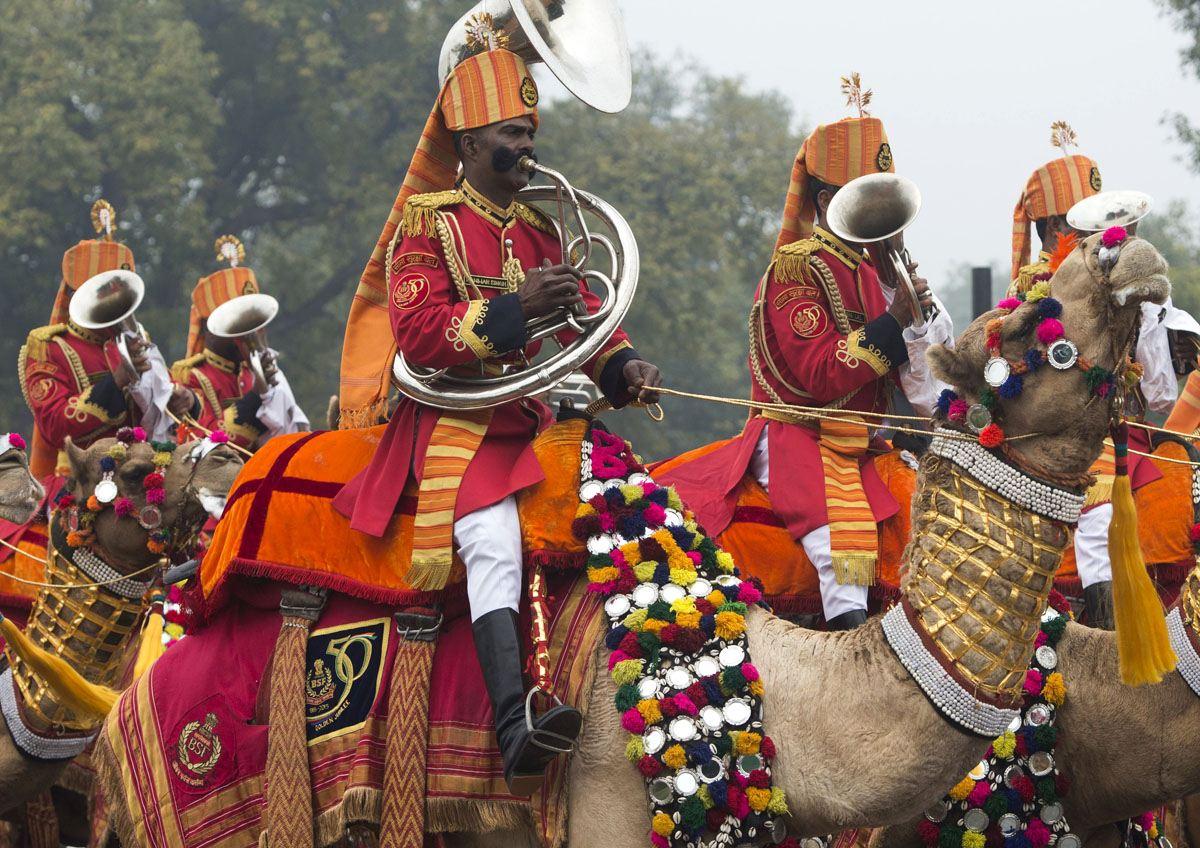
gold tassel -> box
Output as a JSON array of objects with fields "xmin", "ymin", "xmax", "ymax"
[
  {"xmin": 832, "ymin": 553, "xmax": 877, "ymax": 587},
  {"xmin": 132, "ymin": 604, "xmax": 166, "ymax": 680},
  {"xmin": 401, "ymin": 554, "xmax": 453, "ymax": 592},
  {"xmin": 1109, "ymin": 454, "xmax": 1177, "ymax": 685},
  {"xmin": 1083, "ymin": 478, "xmax": 1114, "ymax": 508},
  {"xmin": 0, "ymin": 613, "xmax": 119, "ymax": 719}
]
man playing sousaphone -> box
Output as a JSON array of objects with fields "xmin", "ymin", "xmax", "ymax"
[
  {"xmin": 334, "ymin": 21, "xmax": 659, "ymax": 794},
  {"xmin": 172, "ymin": 235, "xmax": 309, "ymax": 452},
  {"xmin": 660, "ymin": 77, "xmax": 953, "ymax": 630}
]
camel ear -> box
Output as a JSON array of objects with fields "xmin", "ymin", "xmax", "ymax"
[
  {"xmin": 64, "ymin": 438, "xmax": 90, "ymax": 486},
  {"xmin": 928, "ymin": 344, "xmax": 980, "ymax": 392}
]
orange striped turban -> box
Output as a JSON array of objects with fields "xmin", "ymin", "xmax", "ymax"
[
  {"xmin": 776, "ymin": 117, "xmax": 893, "ymax": 250},
  {"xmin": 50, "ymin": 203, "xmax": 136, "ymax": 327},
  {"xmin": 1011, "ymin": 153, "xmax": 1101, "ymax": 279},
  {"xmin": 337, "ymin": 49, "xmax": 539, "ymax": 426},
  {"xmin": 186, "ymin": 266, "xmax": 260, "ymax": 356}
]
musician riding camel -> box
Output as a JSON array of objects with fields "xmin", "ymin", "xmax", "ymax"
[
  {"xmin": 172, "ymin": 235, "xmax": 309, "ymax": 452},
  {"xmin": 1010, "ymin": 123, "xmax": 1200, "ymax": 627},
  {"xmin": 1, "ymin": 202, "xmax": 194, "ymax": 615},
  {"xmin": 658, "ymin": 77, "xmax": 954, "ymax": 630},
  {"xmin": 334, "ymin": 22, "xmax": 661, "ymax": 795}
]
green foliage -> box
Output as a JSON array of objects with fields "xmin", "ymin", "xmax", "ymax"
[{"xmin": 1161, "ymin": 0, "xmax": 1200, "ymax": 173}]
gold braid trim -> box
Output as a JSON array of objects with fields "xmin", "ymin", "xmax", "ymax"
[
  {"xmin": 1182, "ymin": 566, "xmax": 1200, "ymax": 633},
  {"xmin": 457, "ymin": 300, "xmax": 495, "ymax": 359},
  {"xmin": 905, "ymin": 454, "xmax": 1068, "ymax": 700},
  {"xmin": 843, "ymin": 329, "xmax": 892, "ymax": 376},
  {"xmin": 1008, "ymin": 260, "xmax": 1051, "ymax": 298},
  {"xmin": 170, "ymin": 353, "xmax": 205, "ymax": 383},
  {"xmin": 400, "ymin": 189, "xmax": 465, "ymax": 238},
  {"xmin": 23, "ymin": 324, "xmax": 68, "ymax": 363},
  {"xmin": 515, "ymin": 202, "xmax": 556, "ymax": 235},
  {"xmin": 191, "ymin": 367, "xmax": 224, "ymax": 421},
  {"xmin": 770, "ymin": 239, "xmax": 820, "ymax": 286}
]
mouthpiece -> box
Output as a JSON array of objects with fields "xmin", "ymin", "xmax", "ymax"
[{"xmin": 517, "ymin": 155, "xmax": 538, "ymax": 174}]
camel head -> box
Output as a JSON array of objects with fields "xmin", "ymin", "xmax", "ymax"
[
  {"xmin": 63, "ymin": 434, "xmax": 243, "ymax": 570},
  {"xmin": 0, "ymin": 434, "xmax": 43, "ymax": 525},
  {"xmin": 928, "ymin": 230, "xmax": 1170, "ymax": 479}
]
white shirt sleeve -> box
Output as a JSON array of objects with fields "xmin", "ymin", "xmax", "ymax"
[
  {"xmin": 127, "ymin": 341, "xmax": 175, "ymax": 442},
  {"xmin": 255, "ymin": 354, "xmax": 310, "ymax": 436},
  {"xmin": 880, "ymin": 288, "xmax": 956, "ymax": 418}
]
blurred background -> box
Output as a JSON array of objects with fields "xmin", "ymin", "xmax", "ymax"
[{"xmin": 1, "ymin": 0, "xmax": 1198, "ymax": 459}]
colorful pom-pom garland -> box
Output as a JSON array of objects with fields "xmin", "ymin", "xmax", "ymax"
[
  {"xmin": 919, "ymin": 594, "xmax": 1074, "ymax": 848},
  {"xmin": 573, "ymin": 424, "xmax": 793, "ymax": 848}
]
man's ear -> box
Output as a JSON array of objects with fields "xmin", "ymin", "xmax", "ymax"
[
  {"xmin": 64, "ymin": 437, "xmax": 89, "ymax": 487},
  {"xmin": 815, "ymin": 188, "xmax": 834, "ymax": 216},
  {"xmin": 460, "ymin": 131, "xmax": 478, "ymax": 164}
]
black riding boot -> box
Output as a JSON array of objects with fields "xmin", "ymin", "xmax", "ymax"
[
  {"xmin": 472, "ymin": 608, "xmax": 582, "ymax": 796},
  {"xmin": 1083, "ymin": 580, "xmax": 1116, "ymax": 631},
  {"xmin": 827, "ymin": 609, "xmax": 868, "ymax": 631}
]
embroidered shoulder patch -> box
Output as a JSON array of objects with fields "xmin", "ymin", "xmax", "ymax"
[
  {"xmin": 773, "ymin": 285, "xmax": 821, "ymax": 309},
  {"xmin": 391, "ymin": 251, "xmax": 440, "ymax": 275},
  {"xmin": 169, "ymin": 695, "xmax": 238, "ymax": 792},
  {"xmin": 392, "ymin": 272, "xmax": 430, "ymax": 311},
  {"xmin": 305, "ymin": 618, "xmax": 390, "ymax": 743},
  {"xmin": 789, "ymin": 302, "xmax": 829, "ymax": 339}
]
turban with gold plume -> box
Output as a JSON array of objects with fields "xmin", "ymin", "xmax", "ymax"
[{"xmin": 186, "ymin": 236, "xmax": 260, "ymax": 357}]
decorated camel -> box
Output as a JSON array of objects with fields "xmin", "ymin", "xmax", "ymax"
[
  {"xmin": 97, "ymin": 229, "xmax": 1167, "ymax": 848},
  {"xmin": 0, "ymin": 434, "xmax": 43, "ymax": 528},
  {"xmin": 0, "ymin": 431, "xmax": 243, "ymax": 835}
]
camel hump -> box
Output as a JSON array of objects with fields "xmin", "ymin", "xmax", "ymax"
[{"xmin": 22, "ymin": 323, "xmax": 68, "ymax": 361}]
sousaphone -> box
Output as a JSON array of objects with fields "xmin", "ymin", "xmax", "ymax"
[{"xmin": 391, "ymin": 0, "xmax": 638, "ymax": 411}]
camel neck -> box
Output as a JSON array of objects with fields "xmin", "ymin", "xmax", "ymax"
[
  {"xmin": 10, "ymin": 536, "xmax": 145, "ymax": 732},
  {"xmin": 903, "ymin": 452, "xmax": 1070, "ymax": 702}
]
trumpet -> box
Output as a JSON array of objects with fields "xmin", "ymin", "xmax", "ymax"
[
  {"xmin": 825, "ymin": 172, "xmax": 931, "ymax": 329},
  {"xmin": 206, "ymin": 293, "xmax": 280, "ymax": 388},
  {"xmin": 69, "ymin": 270, "xmax": 158, "ymax": 377}
]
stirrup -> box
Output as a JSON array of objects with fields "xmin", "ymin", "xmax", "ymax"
[{"xmin": 524, "ymin": 687, "xmax": 578, "ymax": 755}]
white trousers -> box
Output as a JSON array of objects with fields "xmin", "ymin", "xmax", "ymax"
[
  {"xmin": 454, "ymin": 495, "xmax": 523, "ymax": 621},
  {"xmin": 749, "ymin": 430, "xmax": 868, "ymax": 620},
  {"xmin": 1073, "ymin": 503, "xmax": 1114, "ymax": 589}
]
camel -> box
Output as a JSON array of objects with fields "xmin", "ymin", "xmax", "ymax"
[
  {"xmin": 0, "ymin": 435, "xmax": 43, "ymax": 527},
  {"xmin": 98, "ymin": 229, "xmax": 1169, "ymax": 848},
  {"xmin": 0, "ymin": 434, "xmax": 243, "ymax": 828}
]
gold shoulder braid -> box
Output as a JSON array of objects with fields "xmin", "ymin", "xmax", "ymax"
[
  {"xmin": 514, "ymin": 202, "xmax": 557, "ymax": 236},
  {"xmin": 400, "ymin": 189, "xmax": 465, "ymax": 238},
  {"xmin": 23, "ymin": 324, "xmax": 68, "ymax": 363},
  {"xmin": 771, "ymin": 238, "xmax": 820, "ymax": 286},
  {"xmin": 170, "ymin": 353, "xmax": 206, "ymax": 383},
  {"xmin": 1008, "ymin": 260, "xmax": 1050, "ymax": 298}
]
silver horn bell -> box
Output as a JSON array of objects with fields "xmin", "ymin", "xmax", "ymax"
[
  {"xmin": 207, "ymin": 293, "xmax": 280, "ymax": 388},
  {"xmin": 439, "ymin": 0, "xmax": 632, "ymax": 114},
  {"xmin": 1067, "ymin": 190, "xmax": 1153, "ymax": 232},
  {"xmin": 69, "ymin": 269, "xmax": 150, "ymax": 374},
  {"xmin": 825, "ymin": 172, "xmax": 928, "ymax": 328}
]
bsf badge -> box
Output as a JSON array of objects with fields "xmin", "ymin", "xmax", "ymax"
[
  {"xmin": 172, "ymin": 712, "xmax": 223, "ymax": 788},
  {"xmin": 790, "ymin": 303, "xmax": 829, "ymax": 339},
  {"xmin": 1089, "ymin": 166, "xmax": 1102, "ymax": 192},
  {"xmin": 392, "ymin": 273, "xmax": 429, "ymax": 311},
  {"xmin": 876, "ymin": 143, "xmax": 893, "ymax": 173},
  {"xmin": 520, "ymin": 76, "xmax": 539, "ymax": 107}
]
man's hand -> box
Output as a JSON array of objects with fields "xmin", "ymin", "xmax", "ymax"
[
  {"xmin": 111, "ymin": 335, "xmax": 151, "ymax": 388},
  {"xmin": 886, "ymin": 259, "xmax": 934, "ymax": 328},
  {"xmin": 254, "ymin": 349, "xmax": 279, "ymax": 395},
  {"xmin": 622, "ymin": 359, "xmax": 661, "ymax": 405},
  {"xmin": 518, "ymin": 259, "xmax": 582, "ymax": 320},
  {"xmin": 168, "ymin": 385, "xmax": 197, "ymax": 417}
]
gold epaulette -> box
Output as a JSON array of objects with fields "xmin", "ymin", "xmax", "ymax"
[
  {"xmin": 23, "ymin": 324, "xmax": 68, "ymax": 362},
  {"xmin": 514, "ymin": 202, "xmax": 556, "ymax": 236},
  {"xmin": 1008, "ymin": 260, "xmax": 1051, "ymax": 298},
  {"xmin": 770, "ymin": 238, "xmax": 821, "ymax": 284},
  {"xmin": 400, "ymin": 189, "xmax": 465, "ymax": 238},
  {"xmin": 170, "ymin": 353, "xmax": 206, "ymax": 383}
]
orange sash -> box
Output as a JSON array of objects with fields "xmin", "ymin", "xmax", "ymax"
[{"xmin": 818, "ymin": 417, "xmax": 877, "ymax": 585}]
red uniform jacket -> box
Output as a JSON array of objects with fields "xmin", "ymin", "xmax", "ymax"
[
  {"xmin": 335, "ymin": 183, "xmax": 639, "ymax": 537},
  {"xmin": 173, "ymin": 350, "xmax": 265, "ymax": 452},
  {"xmin": 2, "ymin": 323, "xmax": 139, "ymax": 553},
  {"xmin": 659, "ymin": 227, "xmax": 910, "ymax": 541}
]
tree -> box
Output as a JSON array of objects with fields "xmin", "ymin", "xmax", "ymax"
[
  {"xmin": 1160, "ymin": 0, "xmax": 1200, "ymax": 173},
  {"xmin": 1139, "ymin": 201, "xmax": 1200, "ymax": 316}
]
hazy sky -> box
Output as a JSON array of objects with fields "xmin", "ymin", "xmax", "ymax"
[{"xmin": 588, "ymin": 0, "xmax": 1200, "ymax": 290}]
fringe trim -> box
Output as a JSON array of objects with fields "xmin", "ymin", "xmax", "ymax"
[
  {"xmin": 526, "ymin": 550, "xmax": 586, "ymax": 572},
  {"xmin": 1083, "ymin": 479, "xmax": 1114, "ymax": 507},
  {"xmin": 400, "ymin": 190, "xmax": 464, "ymax": 238},
  {"xmin": 770, "ymin": 239, "xmax": 819, "ymax": 284},
  {"xmin": 424, "ymin": 797, "xmax": 532, "ymax": 834},
  {"xmin": 312, "ymin": 787, "xmax": 382, "ymax": 848},
  {"xmin": 93, "ymin": 731, "xmax": 139, "ymax": 848},
  {"xmin": 337, "ymin": 399, "xmax": 389, "ymax": 430},
  {"xmin": 832, "ymin": 553, "xmax": 877, "ymax": 587},
  {"xmin": 23, "ymin": 325, "xmax": 67, "ymax": 363},
  {"xmin": 402, "ymin": 552, "xmax": 453, "ymax": 592}
]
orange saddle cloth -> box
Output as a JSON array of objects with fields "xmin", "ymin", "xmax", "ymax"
[{"xmin": 651, "ymin": 442, "xmax": 917, "ymax": 617}]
